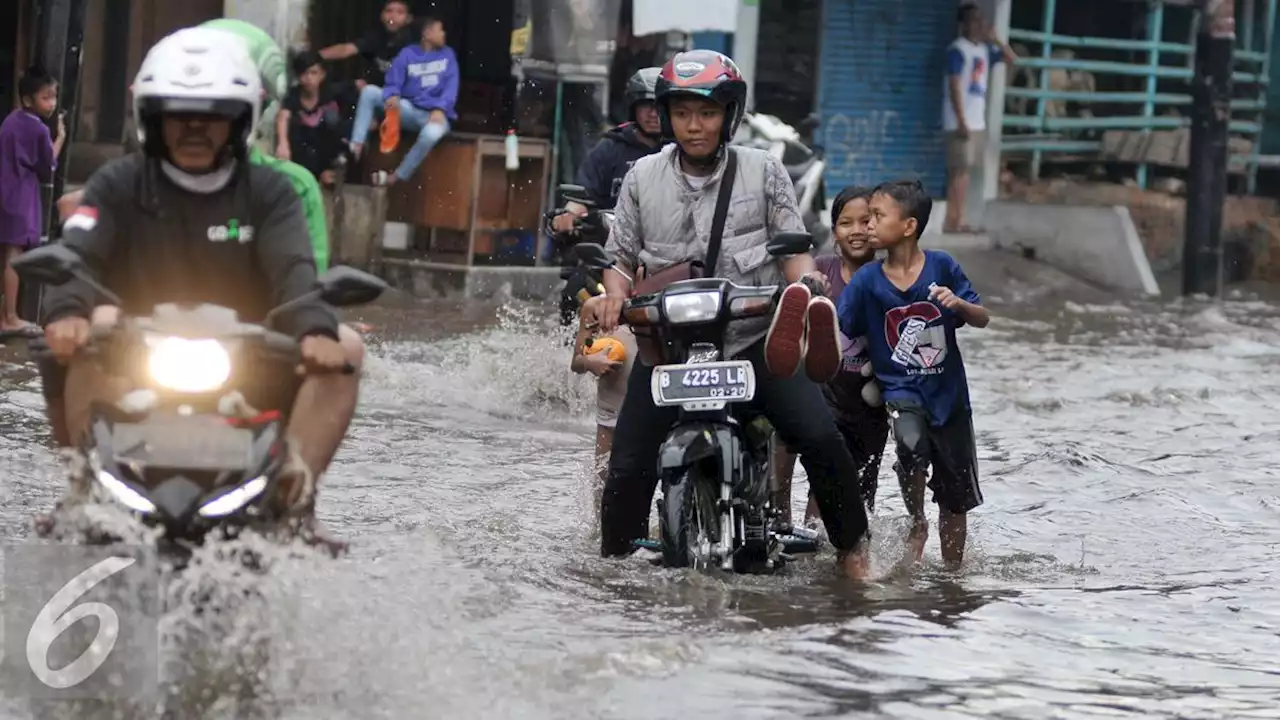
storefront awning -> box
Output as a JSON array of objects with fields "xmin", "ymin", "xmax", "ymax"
[{"xmin": 632, "ymin": 0, "xmax": 738, "ymax": 36}]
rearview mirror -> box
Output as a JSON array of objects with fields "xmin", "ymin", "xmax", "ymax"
[
  {"xmin": 573, "ymin": 242, "xmax": 615, "ymax": 271},
  {"xmin": 767, "ymin": 232, "xmax": 813, "ymax": 257},
  {"xmin": 316, "ymin": 266, "xmax": 388, "ymax": 307},
  {"xmin": 11, "ymin": 244, "xmax": 84, "ymax": 286}
]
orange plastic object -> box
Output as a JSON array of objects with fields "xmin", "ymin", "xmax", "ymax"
[
  {"xmin": 584, "ymin": 336, "xmax": 627, "ymax": 363},
  {"xmin": 380, "ymin": 103, "xmax": 401, "ymax": 153}
]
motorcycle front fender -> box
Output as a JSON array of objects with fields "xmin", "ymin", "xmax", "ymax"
[{"xmin": 658, "ymin": 422, "xmax": 738, "ymax": 474}]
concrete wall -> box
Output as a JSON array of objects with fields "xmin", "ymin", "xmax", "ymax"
[{"xmin": 982, "ymin": 200, "xmax": 1160, "ymax": 296}]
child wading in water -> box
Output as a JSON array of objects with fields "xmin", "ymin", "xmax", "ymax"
[
  {"xmin": 0, "ymin": 67, "xmax": 65, "ymax": 335},
  {"xmin": 571, "ymin": 293, "xmax": 638, "ymax": 528},
  {"xmin": 837, "ymin": 179, "xmax": 989, "ymax": 568},
  {"xmin": 773, "ymin": 186, "xmax": 890, "ymax": 532}
]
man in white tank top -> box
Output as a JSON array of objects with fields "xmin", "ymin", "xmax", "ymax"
[{"xmin": 942, "ymin": 3, "xmax": 1016, "ymax": 233}]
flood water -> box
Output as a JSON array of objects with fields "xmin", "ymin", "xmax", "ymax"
[{"xmin": 1, "ymin": 250, "xmax": 1279, "ymax": 719}]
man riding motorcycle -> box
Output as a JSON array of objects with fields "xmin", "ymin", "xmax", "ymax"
[
  {"xmin": 553, "ymin": 67, "xmax": 664, "ymax": 326},
  {"xmin": 585, "ymin": 50, "xmax": 872, "ymax": 579},
  {"xmin": 37, "ymin": 27, "xmax": 364, "ymax": 546}
]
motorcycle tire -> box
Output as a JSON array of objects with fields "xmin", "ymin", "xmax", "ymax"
[{"xmin": 659, "ymin": 469, "xmax": 720, "ymax": 569}]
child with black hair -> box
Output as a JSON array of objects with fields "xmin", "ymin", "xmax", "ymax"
[
  {"xmin": 773, "ymin": 185, "xmax": 890, "ymax": 533},
  {"xmin": 0, "ymin": 66, "xmax": 65, "ymax": 335},
  {"xmin": 836, "ymin": 179, "xmax": 989, "ymax": 569},
  {"xmin": 276, "ymin": 50, "xmax": 358, "ymax": 184}
]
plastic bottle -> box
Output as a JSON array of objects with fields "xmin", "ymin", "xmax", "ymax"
[{"xmin": 505, "ymin": 129, "xmax": 519, "ymax": 171}]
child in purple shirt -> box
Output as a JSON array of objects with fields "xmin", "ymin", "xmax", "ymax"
[
  {"xmin": 773, "ymin": 186, "xmax": 890, "ymax": 533},
  {"xmin": 0, "ymin": 67, "xmax": 65, "ymax": 334}
]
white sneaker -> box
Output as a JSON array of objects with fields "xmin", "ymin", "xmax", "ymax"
[{"xmin": 370, "ymin": 170, "xmax": 390, "ymax": 186}]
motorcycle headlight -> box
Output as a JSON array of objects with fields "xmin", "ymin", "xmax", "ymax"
[
  {"xmin": 96, "ymin": 470, "xmax": 156, "ymax": 514},
  {"xmin": 146, "ymin": 336, "xmax": 231, "ymax": 393},
  {"xmin": 198, "ymin": 476, "xmax": 268, "ymax": 518},
  {"xmin": 663, "ymin": 291, "xmax": 722, "ymax": 324}
]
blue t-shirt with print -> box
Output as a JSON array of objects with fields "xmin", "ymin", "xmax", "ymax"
[{"xmin": 836, "ymin": 250, "xmax": 980, "ymax": 427}]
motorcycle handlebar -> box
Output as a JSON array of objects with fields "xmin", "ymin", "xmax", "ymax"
[
  {"xmin": 588, "ymin": 282, "xmax": 781, "ymax": 332},
  {"xmin": 76, "ymin": 323, "xmax": 354, "ymax": 375}
]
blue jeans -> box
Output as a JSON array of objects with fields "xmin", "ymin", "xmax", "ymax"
[{"xmin": 351, "ymin": 84, "xmax": 451, "ymax": 181}]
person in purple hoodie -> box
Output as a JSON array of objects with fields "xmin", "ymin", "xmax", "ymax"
[
  {"xmin": 0, "ymin": 66, "xmax": 66, "ymax": 336},
  {"xmin": 349, "ymin": 15, "xmax": 458, "ymax": 187}
]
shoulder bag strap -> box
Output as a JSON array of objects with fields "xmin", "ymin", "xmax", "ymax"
[{"xmin": 703, "ymin": 148, "xmax": 738, "ymax": 276}]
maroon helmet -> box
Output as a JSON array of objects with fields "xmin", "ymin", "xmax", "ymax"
[{"xmin": 655, "ymin": 50, "xmax": 748, "ymax": 143}]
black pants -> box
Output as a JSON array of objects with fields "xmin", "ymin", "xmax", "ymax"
[
  {"xmin": 601, "ymin": 341, "xmax": 871, "ymax": 556},
  {"xmin": 890, "ymin": 402, "xmax": 982, "ymax": 515}
]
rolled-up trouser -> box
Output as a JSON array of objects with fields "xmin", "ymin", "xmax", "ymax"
[{"xmin": 600, "ymin": 340, "xmax": 871, "ymax": 557}]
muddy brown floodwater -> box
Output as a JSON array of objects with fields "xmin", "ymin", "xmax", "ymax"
[{"xmin": 1, "ymin": 249, "xmax": 1279, "ymax": 719}]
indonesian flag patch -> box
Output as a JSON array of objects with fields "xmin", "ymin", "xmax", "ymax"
[{"xmin": 64, "ymin": 206, "xmax": 98, "ymax": 232}]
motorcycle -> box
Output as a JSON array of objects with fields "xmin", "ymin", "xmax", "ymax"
[
  {"xmin": 15, "ymin": 244, "xmax": 387, "ymax": 564},
  {"xmin": 547, "ymin": 183, "xmax": 614, "ymax": 325},
  {"xmin": 572, "ymin": 234, "xmax": 822, "ymax": 573},
  {"xmin": 733, "ymin": 113, "xmax": 830, "ymax": 251}
]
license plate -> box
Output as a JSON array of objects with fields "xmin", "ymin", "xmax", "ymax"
[
  {"xmin": 111, "ymin": 417, "xmax": 256, "ymax": 471},
  {"xmin": 651, "ymin": 360, "xmax": 755, "ymax": 407}
]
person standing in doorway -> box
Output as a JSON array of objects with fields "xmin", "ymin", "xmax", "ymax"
[
  {"xmin": 942, "ymin": 2, "xmax": 1016, "ymax": 234},
  {"xmin": 0, "ymin": 67, "xmax": 65, "ymax": 336}
]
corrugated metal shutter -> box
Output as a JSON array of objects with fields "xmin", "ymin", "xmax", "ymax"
[{"xmin": 817, "ymin": 0, "xmax": 954, "ymax": 196}]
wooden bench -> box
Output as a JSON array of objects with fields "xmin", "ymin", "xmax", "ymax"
[{"xmin": 362, "ymin": 131, "xmax": 552, "ymax": 267}]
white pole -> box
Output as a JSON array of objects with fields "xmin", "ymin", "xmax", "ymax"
[
  {"xmin": 982, "ymin": 0, "xmax": 1012, "ymax": 205},
  {"xmin": 735, "ymin": 0, "xmax": 760, "ymax": 110}
]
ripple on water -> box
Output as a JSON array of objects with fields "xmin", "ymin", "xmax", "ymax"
[{"xmin": 1, "ymin": 293, "xmax": 1279, "ymax": 718}]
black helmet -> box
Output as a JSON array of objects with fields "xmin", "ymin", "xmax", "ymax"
[
  {"xmin": 655, "ymin": 50, "xmax": 748, "ymax": 144},
  {"xmin": 625, "ymin": 67, "xmax": 661, "ymax": 115}
]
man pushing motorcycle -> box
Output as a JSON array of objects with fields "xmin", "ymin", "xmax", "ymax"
[
  {"xmin": 37, "ymin": 27, "xmax": 363, "ymax": 549},
  {"xmin": 584, "ymin": 50, "xmax": 872, "ymax": 579}
]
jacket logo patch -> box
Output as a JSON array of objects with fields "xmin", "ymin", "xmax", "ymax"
[{"xmin": 207, "ymin": 219, "xmax": 254, "ymax": 243}]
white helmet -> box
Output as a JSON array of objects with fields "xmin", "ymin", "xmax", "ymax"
[{"xmin": 132, "ymin": 26, "xmax": 262, "ymax": 157}]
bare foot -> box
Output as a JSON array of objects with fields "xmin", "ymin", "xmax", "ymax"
[
  {"xmin": 839, "ymin": 543, "xmax": 870, "ymax": 580},
  {"xmin": 907, "ymin": 520, "xmax": 929, "ymax": 564},
  {"xmin": 0, "ymin": 318, "xmax": 37, "ymax": 334}
]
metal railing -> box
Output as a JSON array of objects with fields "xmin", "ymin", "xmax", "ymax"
[{"xmin": 1001, "ymin": 0, "xmax": 1277, "ymax": 193}]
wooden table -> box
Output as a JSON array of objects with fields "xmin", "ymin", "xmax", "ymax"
[{"xmin": 364, "ymin": 131, "xmax": 552, "ymax": 267}]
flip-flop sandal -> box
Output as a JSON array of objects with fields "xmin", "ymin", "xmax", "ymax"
[{"xmin": 0, "ymin": 325, "xmax": 42, "ymax": 339}]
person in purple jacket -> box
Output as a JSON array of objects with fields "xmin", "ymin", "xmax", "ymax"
[
  {"xmin": 0, "ymin": 66, "xmax": 66, "ymax": 336},
  {"xmin": 349, "ymin": 15, "xmax": 458, "ymax": 187}
]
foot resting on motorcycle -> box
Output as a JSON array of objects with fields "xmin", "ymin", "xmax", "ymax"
[{"xmin": 764, "ymin": 277, "xmax": 844, "ymax": 384}]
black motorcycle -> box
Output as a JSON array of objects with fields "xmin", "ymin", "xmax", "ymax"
[
  {"xmin": 15, "ymin": 244, "xmax": 387, "ymax": 562},
  {"xmin": 547, "ymin": 183, "xmax": 614, "ymax": 326},
  {"xmin": 573, "ymin": 234, "xmax": 821, "ymax": 573}
]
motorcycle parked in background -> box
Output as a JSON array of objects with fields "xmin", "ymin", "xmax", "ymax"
[{"xmin": 733, "ymin": 113, "xmax": 830, "ymax": 252}]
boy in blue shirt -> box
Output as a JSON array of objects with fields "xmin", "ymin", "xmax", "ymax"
[
  {"xmin": 349, "ymin": 15, "xmax": 458, "ymax": 187},
  {"xmin": 836, "ymin": 179, "xmax": 989, "ymax": 568}
]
